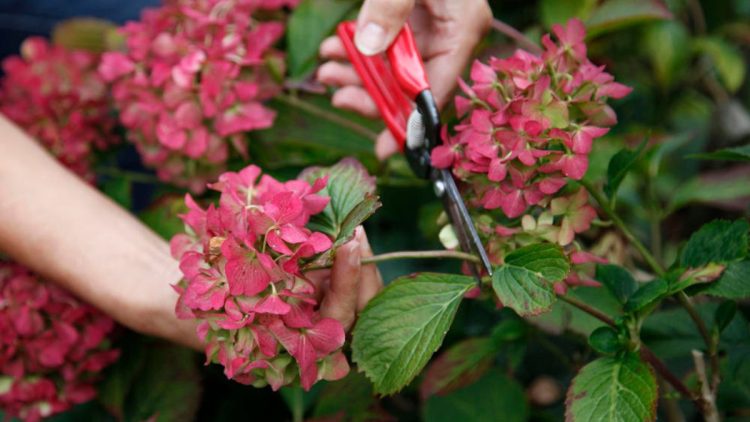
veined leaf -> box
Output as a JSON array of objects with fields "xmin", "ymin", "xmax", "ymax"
[
  {"xmin": 595, "ymin": 264, "xmax": 638, "ymax": 304},
  {"xmin": 352, "ymin": 273, "xmax": 475, "ymax": 395},
  {"xmin": 565, "ymin": 354, "xmax": 657, "ymax": 422},
  {"xmin": 504, "ymin": 243, "xmax": 570, "ymax": 281},
  {"xmin": 679, "ymin": 219, "xmax": 749, "ymax": 268},
  {"xmin": 604, "ymin": 138, "xmax": 647, "ymax": 199},
  {"xmin": 702, "ymin": 260, "xmax": 750, "ymax": 299},
  {"xmin": 623, "ymin": 278, "xmax": 668, "ymax": 313},
  {"xmin": 301, "ymin": 158, "xmax": 380, "ymax": 244}
]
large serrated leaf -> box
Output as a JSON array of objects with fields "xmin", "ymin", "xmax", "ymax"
[
  {"xmin": 351, "ymin": 273, "xmax": 475, "ymax": 395},
  {"xmin": 286, "ymin": 0, "xmax": 357, "ymax": 79},
  {"xmin": 492, "ymin": 266, "xmax": 557, "ymax": 316},
  {"xmin": 702, "ymin": 260, "xmax": 750, "ymax": 299},
  {"xmin": 679, "ymin": 219, "xmax": 749, "ymax": 268},
  {"xmin": 565, "ymin": 354, "xmax": 658, "ymax": 422},
  {"xmin": 301, "ymin": 158, "xmax": 380, "ymax": 243},
  {"xmin": 505, "ymin": 243, "xmax": 571, "ymax": 281},
  {"xmin": 595, "ymin": 264, "xmax": 638, "ymax": 304},
  {"xmin": 423, "ymin": 369, "xmax": 528, "ymax": 422}
]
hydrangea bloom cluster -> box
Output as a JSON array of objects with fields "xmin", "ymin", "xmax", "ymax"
[
  {"xmin": 0, "ymin": 262, "xmax": 119, "ymax": 422},
  {"xmin": 0, "ymin": 37, "xmax": 117, "ymax": 181},
  {"xmin": 435, "ymin": 19, "xmax": 630, "ymax": 288},
  {"xmin": 170, "ymin": 165, "xmax": 349, "ymax": 391},
  {"xmin": 99, "ymin": 0, "xmax": 298, "ymax": 192}
]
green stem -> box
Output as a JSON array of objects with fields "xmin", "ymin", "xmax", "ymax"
[
  {"xmin": 580, "ymin": 179, "xmax": 665, "ymax": 277},
  {"xmin": 558, "ymin": 295, "xmax": 615, "ymax": 327},
  {"xmin": 291, "ymin": 386, "xmax": 304, "ymax": 422},
  {"xmin": 277, "ymin": 93, "xmax": 379, "ymax": 142},
  {"xmin": 306, "ymin": 249, "xmax": 481, "ymax": 271}
]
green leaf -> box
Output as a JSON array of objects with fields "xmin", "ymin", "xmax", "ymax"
[
  {"xmin": 589, "ymin": 326, "xmax": 623, "ymax": 354},
  {"xmin": 423, "ymin": 369, "xmax": 528, "ymax": 422},
  {"xmin": 679, "ymin": 219, "xmax": 749, "ymax": 268},
  {"xmin": 504, "ymin": 243, "xmax": 571, "ymax": 281},
  {"xmin": 313, "ymin": 372, "xmax": 384, "ymax": 421},
  {"xmin": 604, "ymin": 138, "xmax": 647, "ymax": 199},
  {"xmin": 595, "ymin": 264, "xmax": 638, "ymax": 304},
  {"xmin": 529, "ymin": 286, "xmax": 622, "ymax": 336},
  {"xmin": 585, "ymin": 0, "xmax": 672, "ymax": 38},
  {"xmin": 138, "ymin": 196, "xmax": 187, "ymax": 240},
  {"xmin": 286, "ymin": 0, "xmax": 357, "ymax": 79},
  {"xmin": 715, "ymin": 301, "xmax": 738, "ymax": 334},
  {"xmin": 690, "ymin": 144, "xmax": 750, "ymax": 162},
  {"xmin": 541, "ymin": 0, "xmax": 597, "ymax": 28},
  {"xmin": 352, "ymin": 273, "xmax": 475, "ymax": 395},
  {"xmin": 419, "ymin": 337, "xmax": 497, "ymax": 400},
  {"xmin": 52, "ymin": 18, "xmax": 118, "ymax": 53},
  {"xmin": 641, "ymin": 21, "xmax": 690, "ymax": 88},
  {"xmin": 301, "ymin": 157, "xmax": 381, "ymax": 244},
  {"xmin": 99, "ymin": 336, "xmax": 201, "ymax": 422},
  {"xmin": 492, "ymin": 243, "xmax": 569, "ymax": 316},
  {"xmin": 565, "ymin": 354, "xmax": 657, "ymax": 422},
  {"xmin": 668, "ymin": 174, "xmax": 750, "ymax": 213},
  {"xmin": 623, "ymin": 278, "xmax": 668, "ymax": 313},
  {"xmin": 693, "ymin": 37, "xmax": 747, "ymax": 93},
  {"xmin": 101, "ymin": 176, "xmax": 132, "ymax": 209},
  {"xmin": 493, "ymin": 266, "xmax": 557, "ymax": 317},
  {"xmin": 254, "ymin": 95, "xmax": 378, "ymax": 162},
  {"xmin": 702, "ymin": 260, "xmax": 750, "ymax": 299}
]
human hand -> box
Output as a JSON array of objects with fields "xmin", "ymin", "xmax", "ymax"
[
  {"xmin": 306, "ymin": 226, "xmax": 382, "ymax": 331},
  {"xmin": 318, "ymin": 0, "xmax": 492, "ymax": 160}
]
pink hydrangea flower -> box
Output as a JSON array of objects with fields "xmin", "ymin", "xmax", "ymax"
[
  {"xmin": 0, "ymin": 37, "xmax": 118, "ymax": 181},
  {"xmin": 101, "ymin": 0, "xmax": 298, "ymax": 193},
  {"xmin": 171, "ymin": 164, "xmax": 349, "ymax": 391},
  {"xmin": 437, "ymin": 19, "xmax": 631, "ymax": 289},
  {"xmin": 0, "ymin": 261, "xmax": 119, "ymax": 422}
]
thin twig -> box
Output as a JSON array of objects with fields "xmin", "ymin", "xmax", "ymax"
[
  {"xmin": 491, "ymin": 19, "xmax": 543, "ymax": 55},
  {"xmin": 558, "ymin": 295, "xmax": 615, "ymax": 327},
  {"xmin": 305, "ymin": 249, "xmax": 480, "ymax": 271},
  {"xmin": 276, "ymin": 93, "xmax": 379, "ymax": 142},
  {"xmin": 691, "ymin": 350, "xmax": 720, "ymax": 422}
]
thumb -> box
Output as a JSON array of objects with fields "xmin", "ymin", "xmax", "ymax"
[{"xmin": 355, "ymin": 0, "xmax": 415, "ymax": 56}]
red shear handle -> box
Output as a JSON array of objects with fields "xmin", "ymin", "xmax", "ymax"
[{"xmin": 336, "ymin": 21, "xmax": 430, "ymax": 150}]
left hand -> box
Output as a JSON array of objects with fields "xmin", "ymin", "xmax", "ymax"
[{"xmin": 306, "ymin": 226, "xmax": 383, "ymax": 330}]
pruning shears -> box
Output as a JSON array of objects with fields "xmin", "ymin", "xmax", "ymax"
[{"xmin": 336, "ymin": 21, "xmax": 493, "ymax": 279}]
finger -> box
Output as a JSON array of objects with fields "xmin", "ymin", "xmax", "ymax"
[
  {"xmin": 331, "ymin": 86, "xmax": 380, "ymax": 118},
  {"xmin": 355, "ymin": 227, "xmax": 383, "ymax": 311},
  {"xmin": 319, "ymin": 36, "xmax": 349, "ymax": 61},
  {"xmin": 317, "ymin": 61, "xmax": 362, "ymax": 87},
  {"xmin": 421, "ymin": 1, "xmax": 493, "ymax": 108},
  {"xmin": 320, "ymin": 239, "xmax": 361, "ymax": 331},
  {"xmin": 375, "ymin": 130, "xmax": 399, "ymax": 160},
  {"xmin": 355, "ymin": 0, "xmax": 416, "ymax": 55}
]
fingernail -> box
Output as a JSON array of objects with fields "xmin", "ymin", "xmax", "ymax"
[
  {"xmin": 348, "ymin": 241, "xmax": 361, "ymax": 265},
  {"xmin": 355, "ymin": 22, "xmax": 387, "ymax": 55}
]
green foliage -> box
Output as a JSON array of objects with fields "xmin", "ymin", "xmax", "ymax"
[
  {"xmin": 702, "ymin": 260, "xmax": 750, "ymax": 299},
  {"xmin": 423, "ymin": 369, "xmax": 528, "ymax": 422},
  {"xmin": 419, "ymin": 337, "xmax": 498, "ymax": 400},
  {"xmin": 98, "ymin": 337, "xmax": 201, "ymax": 422},
  {"xmin": 604, "ymin": 139, "xmax": 647, "ymax": 199},
  {"xmin": 101, "ymin": 176, "xmax": 132, "ymax": 209},
  {"xmin": 585, "ymin": 0, "xmax": 671, "ymax": 38},
  {"xmin": 595, "ymin": 264, "xmax": 638, "ymax": 304},
  {"xmin": 623, "ymin": 278, "xmax": 668, "ymax": 313},
  {"xmin": 491, "ymin": 243, "xmax": 569, "ymax": 317},
  {"xmin": 693, "ymin": 37, "xmax": 747, "ymax": 93},
  {"xmin": 312, "ymin": 372, "xmax": 380, "ymax": 421},
  {"xmin": 667, "ymin": 174, "xmax": 750, "ymax": 213},
  {"xmin": 679, "ymin": 219, "xmax": 749, "ymax": 268},
  {"xmin": 641, "ymin": 21, "xmax": 690, "ymax": 89},
  {"xmin": 351, "ymin": 273, "xmax": 475, "ymax": 395},
  {"xmin": 286, "ymin": 0, "xmax": 357, "ymax": 79},
  {"xmin": 588, "ymin": 326, "xmax": 624, "ymax": 354},
  {"xmin": 690, "ymin": 144, "xmax": 750, "ymax": 162},
  {"xmin": 565, "ymin": 354, "xmax": 658, "ymax": 422},
  {"xmin": 302, "ymin": 157, "xmax": 381, "ymax": 245},
  {"xmin": 540, "ymin": 0, "xmax": 597, "ymax": 27}
]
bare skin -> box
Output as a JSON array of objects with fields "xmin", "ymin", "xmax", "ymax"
[
  {"xmin": 318, "ymin": 0, "xmax": 493, "ymax": 159},
  {"xmin": 0, "ymin": 115, "xmax": 382, "ymax": 349}
]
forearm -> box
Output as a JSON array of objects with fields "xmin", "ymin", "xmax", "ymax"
[{"xmin": 0, "ymin": 116, "xmax": 199, "ymax": 349}]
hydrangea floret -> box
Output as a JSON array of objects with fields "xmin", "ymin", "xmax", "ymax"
[
  {"xmin": 0, "ymin": 262, "xmax": 120, "ymax": 422},
  {"xmin": 434, "ymin": 19, "xmax": 631, "ymax": 289},
  {"xmin": 0, "ymin": 37, "xmax": 117, "ymax": 181},
  {"xmin": 99, "ymin": 0, "xmax": 298, "ymax": 192},
  {"xmin": 170, "ymin": 164, "xmax": 349, "ymax": 391}
]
